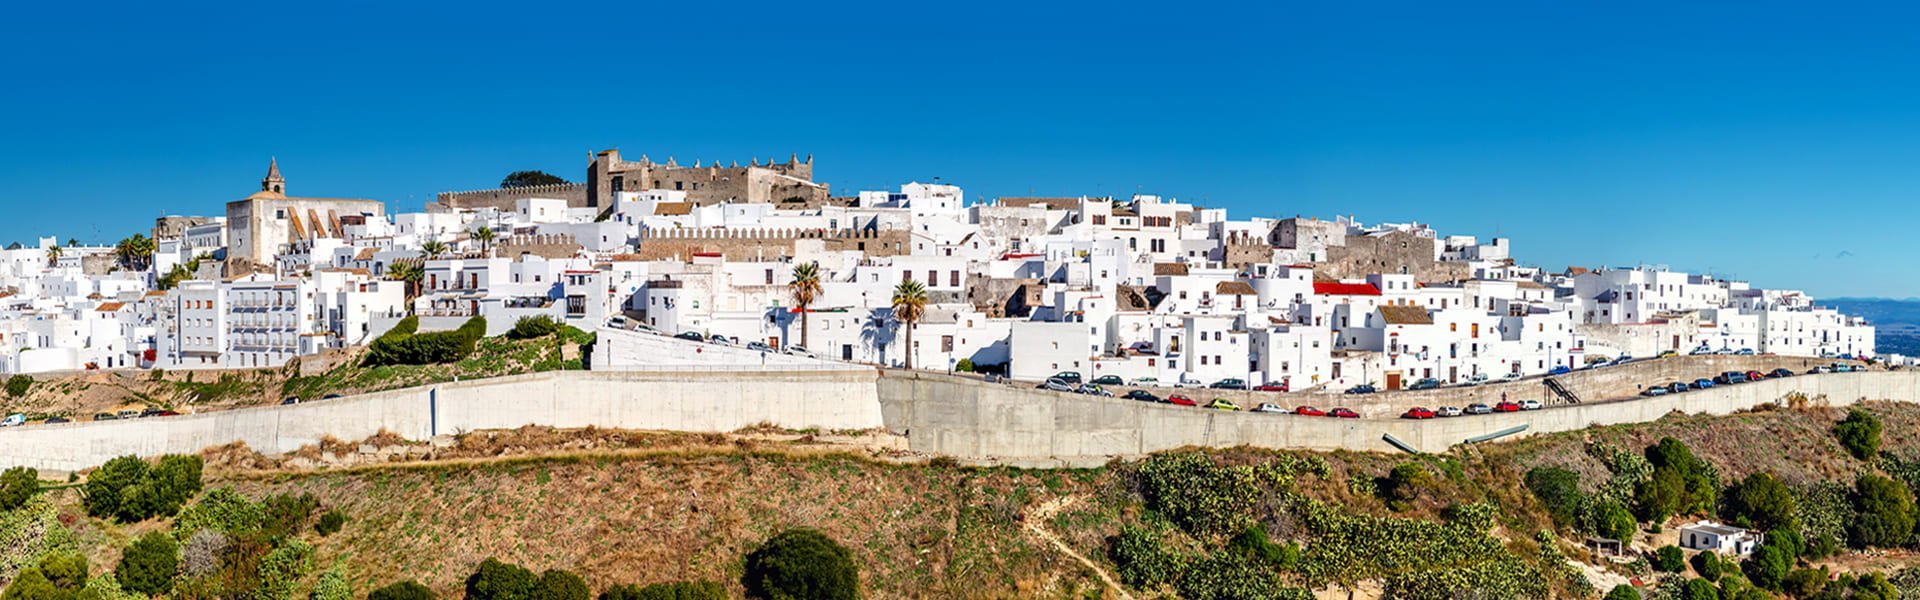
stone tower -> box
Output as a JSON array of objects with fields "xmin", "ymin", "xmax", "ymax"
[{"xmin": 262, "ymin": 158, "xmax": 286, "ymax": 196}]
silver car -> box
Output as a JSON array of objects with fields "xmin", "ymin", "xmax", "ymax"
[
  {"xmin": 1436, "ymin": 406, "xmax": 1464, "ymax": 417},
  {"xmin": 1039, "ymin": 378, "xmax": 1075, "ymax": 392},
  {"xmin": 1254, "ymin": 403, "xmax": 1289, "ymax": 414}
]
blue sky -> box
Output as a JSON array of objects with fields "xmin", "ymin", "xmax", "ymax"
[{"xmin": 2, "ymin": 1, "xmax": 1916, "ymax": 298}]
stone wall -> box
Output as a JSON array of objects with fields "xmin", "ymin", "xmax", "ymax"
[
  {"xmin": 1319, "ymin": 231, "xmax": 1469, "ymax": 282},
  {"xmin": 635, "ymin": 228, "xmax": 908, "ymax": 261},
  {"xmin": 434, "ymin": 183, "xmax": 588, "ymax": 212}
]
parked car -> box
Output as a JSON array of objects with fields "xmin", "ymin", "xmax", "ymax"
[
  {"xmin": 784, "ymin": 345, "xmax": 816, "ymax": 358},
  {"xmin": 1769, "ymin": 368, "xmax": 1795, "ymax": 379},
  {"xmin": 1520, "ymin": 400, "xmax": 1543, "ymax": 410},
  {"xmin": 1657, "ymin": 350, "xmax": 1679, "ymax": 358},
  {"xmin": 1548, "ymin": 365, "xmax": 1572, "ymax": 376},
  {"xmin": 1666, "ymin": 382, "xmax": 1690, "ymax": 394},
  {"xmin": 281, "ymin": 396, "xmax": 301, "ymax": 405},
  {"xmin": 0, "ymin": 414, "xmax": 23, "ymax": 427},
  {"xmin": 1329, "ymin": 407, "xmax": 1360, "ymax": 419},
  {"xmin": 674, "ymin": 331, "xmax": 705, "ymax": 342},
  {"xmin": 1408, "ymin": 378, "xmax": 1441, "ymax": 390},
  {"xmin": 1832, "ymin": 363, "xmax": 1858, "ymax": 373},
  {"xmin": 1130, "ymin": 377, "xmax": 1159, "ymax": 386},
  {"xmin": 1123, "ymin": 389, "xmax": 1161, "ymax": 403},
  {"xmin": 1051, "ymin": 371, "xmax": 1084, "ymax": 384},
  {"xmin": 1206, "ymin": 398, "xmax": 1241, "ymax": 411},
  {"xmin": 1462, "ymin": 373, "xmax": 1490, "ymax": 386},
  {"xmin": 1039, "ymin": 378, "xmax": 1075, "ymax": 392},
  {"xmin": 321, "ymin": 393, "xmax": 342, "ymax": 400},
  {"xmin": 1735, "ymin": 348, "xmax": 1756, "ymax": 356},
  {"xmin": 1209, "ymin": 378, "xmax": 1247, "ymax": 390},
  {"xmin": 1400, "ymin": 407, "xmax": 1436, "ymax": 420},
  {"xmin": 1254, "ymin": 403, "xmax": 1288, "ymax": 414},
  {"xmin": 1494, "ymin": 401, "xmax": 1523, "ymax": 412},
  {"xmin": 1744, "ymin": 370, "xmax": 1767, "ymax": 382},
  {"xmin": 1436, "ymin": 406, "xmax": 1464, "ymax": 418},
  {"xmin": 1641, "ymin": 387, "xmax": 1669, "ymax": 397},
  {"xmin": 1090, "ymin": 375, "xmax": 1125, "ymax": 386},
  {"xmin": 1344, "ymin": 384, "xmax": 1377, "ymax": 395},
  {"xmin": 1465, "ymin": 403, "xmax": 1493, "ymax": 415},
  {"xmin": 1253, "ymin": 383, "xmax": 1289, "ymax": 392},
  {"xmin": 706, "ymin": 335, "xmax": 734, "ymax": 345},
  {"xmin": 1689, "ymin": 347, "xmax": 1713, "ymax": 356},
  {"xmin": 1167, "ymin": 394, "xmax": 1197, "ymax": 407},
  {"xmin": 1077, "ymin": 384, "xmax": 1113, "ymax": 397},
  {"xmin": 1611, "ymin": 356, "xmax": 1636, "ymax": 366},
  {"xmin": 1808, "ymin": 365, "xmax": 1833, "ymax": 374},
  {"xmin": 1293, "ymin": 406, "xmax": 1326, "ymax": 417},
  {"xmin": 746, "ymin": 341, "xmax": 772, "ymax": 352},
  {"xmin": 1691, "ymin": 378, "xmax": 1715, "ymax": 390},
  {"xmin": 1714, "ymin": 371, "xmax": 1748, "ymax": 385},
  {"xmin": 92, "ymin": 413, "xmax": 117, "ymax": 421},
  {"xmin": 44, "ymin": 417, "xmax": 69, "ymax": 424},
  {"xmin": 1501, "ymin": 372, "xmax": 1523, "ymax": 381}
]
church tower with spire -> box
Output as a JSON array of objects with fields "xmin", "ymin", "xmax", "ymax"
[{"xmin": 262, "ymin": 158, "xmax": 285, "ymax": 195}]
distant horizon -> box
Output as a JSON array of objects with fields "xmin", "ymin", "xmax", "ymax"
[{"xmin": 5, "ymin": 1, "xmax": 1917, "ymax": 297}]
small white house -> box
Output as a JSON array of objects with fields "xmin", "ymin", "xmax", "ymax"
[{"xmin": 1678, "ymin": 521, "xmax": 1761, "ymax": 556}]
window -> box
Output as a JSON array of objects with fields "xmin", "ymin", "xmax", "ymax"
[{"xmin": 950, "ymin": 271, "xmax": 960, "ymax": 287}]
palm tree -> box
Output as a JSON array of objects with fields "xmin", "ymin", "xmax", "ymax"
[
  {"xmin": 891, "ymin": 279, "xmax": 928, "ymax": 370},
  {"xmin": 789, "ymin": 262, "xmax": 822, "ymax": 349},
  {"xmin": 114, "ymin": 234, "xmax": 155, "ymax": 271},
  {"xmin": 385, "ymin": 262, "xmax": 424, "ymax": 309},
  {"xmin": 44, "ymin": 244, "xmax": 61, "ymax": 267},
  {"xmin": 420, "ymin": 240, "xmax": 450, "ymax": 259},
  {"xmin": 472, "ymin": 227, "xmax": 497, "ymax": 257}
]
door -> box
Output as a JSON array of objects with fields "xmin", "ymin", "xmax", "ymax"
[
  {"xmin": 1386, "ymin": 373, "xmax": 1402, "ymax": 391},
  {"xmin": 842, "ymin": 344, "xmax": 853, "ymax": 361},
  {"xmin": 1448, "ymin": 366, "xmax": 1458, "ymax": 383}
]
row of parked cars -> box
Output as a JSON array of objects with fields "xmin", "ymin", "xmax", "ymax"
[
  {"xmin": 1, "ymin": 407, "xmax": 183, "ymax": 427},
  {"xmin": 1639, "ymin": 363, "xmax": 1862, "ymax": 397},
  {"xmin": 1398, "ymin": 400, "xmax": 1544, "ymax": 419},
  {"xmin": 671, "ymin": 330, "xmax": 821, "ymax": 358},
  {"xmin": 1037, "ymin": 372, "xmax": 1363, "ymax": 417}
]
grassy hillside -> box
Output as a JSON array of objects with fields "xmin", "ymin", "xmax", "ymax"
[{"xmin": 6, "ymin": 401, "xmax": 1920, "ymax": 599}]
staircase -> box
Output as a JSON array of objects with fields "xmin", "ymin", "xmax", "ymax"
[{"xmin": 1544, "ymin": 377, "xmax": 1582, "ymax": 405}]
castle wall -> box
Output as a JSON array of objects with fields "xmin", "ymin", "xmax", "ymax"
[
  {"xmin": 434, "ymin": 183, "xmax": 588, "ymax": 212},
  {"xmin": 634, "ymin": 228, "xmax": 908, "ymax": 261}
]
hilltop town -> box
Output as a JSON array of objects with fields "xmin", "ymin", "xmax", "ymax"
[{"xmin": 0, "ymin": 151, "xmax": 1887, "ymax": 386}]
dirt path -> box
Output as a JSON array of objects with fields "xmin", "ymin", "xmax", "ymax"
[{"xmin": 1026, "ymin": 495, "xmax": 1133, "ymax": 600}]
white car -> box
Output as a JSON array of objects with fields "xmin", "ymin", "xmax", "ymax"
[
  {"xmin": 1519, "ymin": 400, "xmax": 1543, "ymax": 411},
  {"xmin": 1461, "ymin": 373, "xmax": 1489, "ymax": 386},
  {"xmin": 784, "ymin": 345, "xmax": 816, "ymax": 358},
  {"xmin": 1039, "ymin": 378, "xmax": 1075, "ymax": 392},
  {"xmin": 0, "ymin": 414, "xmax": 23, "ymax": 427},
  {"xmin": 1254, "ymin": 403, "xmax": 1289, "ymax": 414},
  {"xmin": 1436, "ymin": 406, "xmax": 1464, "ymax": 417},
  {"xmin": 1501, "ymin": 372, "xmax": 1523, "ymax": 381}
]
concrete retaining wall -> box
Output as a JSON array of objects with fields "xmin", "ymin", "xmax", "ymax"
[{"xmin": 0, "ymin": 369, "xmax": 883, "ymax": 472}]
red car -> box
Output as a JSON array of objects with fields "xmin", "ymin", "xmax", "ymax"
[
  {"xmin": 1294, "ymin": 406, "xmax": 1325, "ymax": 416},
  {"xmin": 1400, "ymin": 407, "xmax": 1435, "ymax": 420},
  {"xmin": 1167, "ymin": 394, "xmax": 1197, "ymax": 407},
  {"xmin": 1494, "ymin": 401, "xmax": 1523, "ymax": 413},
  {"xmin": 1745, "ymin": 370, "xmax": 1767, "ymax": 381},
  {"xmin": 1329, "ymin": 407, "xmax": 1360, "ymax": 419},
  {"xmin": 1254, "ymin": 383, "xmax": 1289, "ymax": 392}
]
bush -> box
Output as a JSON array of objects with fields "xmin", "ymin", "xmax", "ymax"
[
  {"xmin": 2, "ymin": 551, "xmax": 91, "ymax": 599},
  {"xmin": 1590, "ymin": 499, "xmax": 1638, "ymax": 542},
  {"xmin": 1636, "ymin": 438, "xmax": 1719, "ymax": 523},
  {"xmin": 259, "ymin": 491, "xmax": 318, "ymax": 539},
  {"xmin": 255, "ymin": 538, "xmax": 315, "ymax": 599},
  {"xmin": 368, "ymin": 580, "xmax": 436, "ymax": 600},
  {"xmin": 954, "ymin": 358, "xmax": 974, "ymax": 372},
  {"xmin": 1835, "ymin": 408, "xmax": 1883, "ymax": 460},
  {"xmin": 507, "ymin": 316, "xmax": 563, "ymax": 340},
  {"xmin": 173, "ymin": 486, "xmax": 266, "ymax": 539},
  {"xmin": 1682, "ymin": 578, "xmax": 1720, "ymax": 600},
  {"xmin": 1, "ymin": 567, "xmax": 61, "ymax": 599},
  {"xmin": 1780, "ymin": 567, "xmax": 1829, "ymax": 597},
  {"xmin": 1744, "ymin": 543, "xmax": 1793, "ymax": 591},
  {"xmin": 1653, "ymin": 545, "xmax": 1685, "ymax": 572},
  {"xmin": 467, "ymin": 558, "xmax": 538, "ymax": 600},
  {"xmin": 1226, "ymin": 524, "xmax": 1298, "ymax": 569},
  {"xmin": 3, "ymin": 374, "xmax": 31, "ymax": 398},
  {"xmin": 1722, "ymin": 471, "xmax": 1797, "ymax": 532},
  {"xmin": 1691, "ymin": 550, "xmax": 1724, "ymax": 580},
  {"xmin": 117, "ymin": 531, "xmax": 180, "ymax": 596},
  {"xmin": 1604, "ymin": 583, "xmax": 1642, "ymax": 600},
  {"xmin": 1850, "ymin": 473, "xmax": 1915, "ymax": 548},
  {"xmin": 315, "ymin": 508, "xmax": 346, "ymax": 536},
  {"xmin": 1380, "ymin": 463, "xmax": 1433, "ymax": 510},
  {"xmin": 535, "ymin": 569, "xmax": 590, "ymax": 600},
  {"xmin": 1526, "ymin": 466, "xmax": 1584, "ymax": 527},
  {"xmin": 312, "ymin": 568, "xmax": 353, "ymax": 600},
  {"xmin": 1109, "ymin": 524, "xmax": 1191, "ymax": 589},
  {"xmin": 601, "ymin": 582, "xmax": 726, "ymax": 600},
  {"xmin": 1176, "ymin": 551, "xmax": 1312, "ymax": 600},
  {"xmin": 0, "ymin": 466, "xmax": 40, "ymax": 511},
  {"xmin": 743, "ymin": 528, "xmax": 859, "ymax": 600},
  {"xmin": 83, "ymin": 456, "xmax": 148, "ymax": 520}
]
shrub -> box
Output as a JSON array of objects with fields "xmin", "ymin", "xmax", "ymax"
[
  {"xmin": 1226, "ymin": 524, "xmax": 1298, "ymax": 569},
  {"xmin": 1691, "ymin": 550, "xmax": 1723, "ymax": 580},
  {"xmin": 1653, "ymin": 545, "xmax": 1685, "ymax": 572},
  {"xmin": 1134, "ymin": 453, "xmax": 1310, "ymax": 538},
  {"xmin": 1604, "ymin": 584, "xmax": 1642, "ymax": 600},
  {"xmin": 315, "ymin": 508, "xmax": 347, "ymax": 536},
  {"xmin": 954, "ymin": 358, "xmax": 974, "ymax": 372},
  {"xmin": 180, "ymin": 529, "xmax": 230, "ymax": 579},
  {"xmin": 1, "ymin": 567, "xmax": 61, "ymax": 599},
  {"xmin": 0, "ymin": 466, "xmax": 40, "ymax": 511},
  {"xmin": 1780, "ymin": 567, "xmax": 1829, "ymax": 597},
  {"xmin": 507, "ymin": 316, "xmax": 563, "ymax": 340},
  {"xmin": 1590, "ymin": 499, "xmax": 1638, "ymax": 542},
  {"xmin": 1850, "ymin": 473, "xmax": 1915, "ymax": 548},
  {"xmin": 255, "ymin": 538, "xmax": 315, "ymax": 599},
  {"xmin": 3, "ymin": 374, "xmax": 31, "ymax": 398},
  {"xmin": 1636, "ymin": 438, "xmax": 1719, "ymax": 523},
  {"xmin": 1721, "ymin": 471, "xmax": 1797, "ymax": 532},
  {"xmin": 600, "ymin": 582, "xmax": 727, "ymax": 600},
  {"xmin": 1744, "ymin": 543, "xmax": 1793, "ymax": 591},
  {"xmin": 1108, "ymin": 524, "xmax": 1191, "ymax": 589},
  {"xmin": 467, "ymin": 558, "xmax": 539, "ymax": 600},
  {"xmin": 1176, "ymin": 551, "xmax": 1312, "ymax": 600},
  {"xmin": 258, "ymin": 491, "xmax": 318, "ymax": 540},
  {"xmin": 173, "ymin": 486, "xmax": 265, "ymax": 539},
  {"xmin": 1682, "ymin": 578, "xmax": 1720, "ymax": 600},
  {"xmin": 1835, "ymin": 408, "xmax": 1883, "ymax": 460},
  {"xmin": 535, "ymin": 569, "xmax": 590, "ymax": 600},
  {"xmin": 1525, "ymin": 466, "xmax": 1584, "ymax": 527},
  {"xmin": 368, "ymin": 580, "xmax": 436, "ymax": 600},
  {"xmin": 312, "ymin": 568, "xmax": 353, "ymax": 600},
  {"xmin": 117, "ymin": 531, "xmax": 180, "ymax": 596},
  {"xmin": 1380, "ymin": 463, "xmax": 1433, "ymax": 510},
  {"xmin": 83, "ymin": 456, "xmax": 149, "ymax": 520},
  {"xmin": 743, "ymin": 528, "xmax": 859, "ymax": 600}
]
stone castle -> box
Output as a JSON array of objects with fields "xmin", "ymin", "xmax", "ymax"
[{"xmin": 434, "ymin": 149, "xmax": 832, "ymax": 212}]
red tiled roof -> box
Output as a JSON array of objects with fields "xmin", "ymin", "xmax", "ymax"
[{"xmin": 1313, "ymin": 281, "xmax": 1380, "ymax": 296}]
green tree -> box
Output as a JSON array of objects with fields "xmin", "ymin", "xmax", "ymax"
[
  {"xmin": 113, "ymin": 234, "xmax": 155, "ymax": 272},
  {"xmin": 368, "ymin": 581, "xmax": 436, "ymax": 600},
  {"xmin": 1526, "ymin": 466, "xmax": 1584, "ymax": 527},
  {"xmin": 0, "ymin": 466, "xmax": 40, "ymax": 511},
  {"xmin": 891, "ymin": 279, "xmax": 928, "ymax": 370},
  {"xmin": 1721, "ymin": 471, "xmax": 1797, "ymax": 531},
  {"xmin": 116, "ymin": 531, "xmax": 180, "ymax": 596},
  {"xmin": 1, "ymin": 567, "xmax": 61, "ymax": 600},
  {"xmin": 1744, "ymin": 543, "xmax": 1793, "ymax": 591},
  {"xmin": 788, "ymin": 262, "xmax": 822, "ymax": 350},
  {"xmin": 1653, "ymin": 546, "xmax": 1685, "ymax": 572},
  {"xmin": 1682, "ymin": 578, "xmax": 1720, "ymax": 600},
  {"xmin": 4, "ymin": 374, "xmax": 32, "ymax": 398},
  {"xmin": 743, "ymin": 528, "xmax": 859, "ymax": 600},
  {"xmin": 1380, "ymin": 463, "xmax": 1432, "ymax": 510},
  {"xmin": 500, "ymin": 170, "xmax": 567, "ymax": 188},
  {"xmin": 472, "ymin": 226, "xmax": 497, "ymax": 257},
  {"xmin": 1834, "ymin": 408, "xmax": 1883, "ymax": 460},
  {"xmin": 466, "ymin": 558, "xmax": 537, "ymax": 600},
  {"xmin": 535, "ymin": 570, "xmax": 589, "ymax": 600},
  {"xmin": 1691, "ymin": 551, "xmax": 1724, "ymax": 580},
  {"xmin": 45, "ymin": 245, "xmax": 62, "ymax": 267},
  {"xmin": 1604, "ymin": 584, "xmax": 1642, "ymax": 600},
  {"xmin": 1591, "ymin": 499, "xmax": 1638, "ymax": 542},
  {"xmin": 1109, "ymin": 524, "xmax": 1190, "ymax": 590},
  {"xmin": 420, "ymin": 240, "xmax": 451, "ymax": 259},
  {"xmin": 83, "ymin": 455, "xmax": 150, "ymax": 519},
  {"xmin": 1850, "ymin": 473, "xmax": 1915, "ymax": 548},
  {"xmin": 1636, "ymin": 437, "xmax": 1718, "ymax": 523},
  {"xmin": 385, "ymin": 262, "xmax": 425, "ymax": 307},
  {"xmin": 507, "ymin": 316, "xmax": 563, "ymax": 340}
]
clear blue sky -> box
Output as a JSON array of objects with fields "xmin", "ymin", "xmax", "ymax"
[{"xmin": 3, "ymin": 1, "xmax": 1916, "ymax": 298}]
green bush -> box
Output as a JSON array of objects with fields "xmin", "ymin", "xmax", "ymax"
[
  {"xmin": 1850, "ymin": 473, "xmax": 1915, "ymax": 548},
  {"xmin": 2, "ymin": 567, "xmax": 62, "ymax": 599},
  {"xmin": 1589, "ymin": 499, "xmax": 1638, "ymax": 542},
  {"xmin": 1604, "ymin": 583, "xmax": 1642, "ymax": 600},
  {"xmin": 743, "ymin": 528, "xmax": 859, "ymax": 600},
  {"xmin": 0, "ymin": 466, "xmax": 40, "ymax": 511},
  {"xmin": 1835, "ymin": 408, "xmax": 1883, "ymax": 460},
  {"xmin": 312, "ymin": 568, "xmax": 352, "ymax": 600},
  {"xmin": 954, "ymin": 358, "xmax": 974, "ymax": 372},
  {"xmin": 1721, "ymin": 471, "xmax": 1796, "ymax": 532},
  {"xmin": 1380, "ymin": 463, "xmax": 1433, "ymax": 510},
  {"xmin": 1636, "ymin": 438, "xmax": 1719, "ymax": 523},
  {"xmin": 1134, "ymin": 453, "xmax": 1315, "ymax": 538},
  {"xmin": 1108, "ymin": 524, "xmax": 1191, "ymax": 590},
  {"xmin": 366, "ymin": 316, "xmax": 487, "ymax": 366},
  {"xmin": 2, "ymin": 551, "xmax": 90, "ymax": 599},
  {"xmin": 1744, "ymin": 543, "xmax": 1793, "ymax": 590},
  {"xmin": 315, "ymin": 508, "xmax": 347, "ymax": 536},
  {"xmin": 1525, "ymin": 466, "xmax": 1584, "ymax": 527},
  {"xmin": 1176, "ymin": 551, "xmax": 1312, "ymax": 600},
  {"xmin": 1691, "ymin": 550, "xmax": 1724, "ymax": 580},
  {"xmin": 1653, "ymin": 545, "xmax": 1685, "ymax": 572},
  {"xmin": 600, "ymin": 581, "xmax": 726, "ymax": 600},
  {"xmin": 259, "ymin": 491, "xmax": 318, "ymax": 540},
  {"xmin": 368, "ymin": 580, "xmax": 436, "ymax": 600},
  {"xmin": 507, "ymin": 316, "xmax": 563, "ymax": 340},
  {"xmin": 467, "ymin": 558, "xmax": 539, "ymax": 600},
  {"xmin": 117, "ymin": 531, "xmax": 180, "ymax": 596},
  {"xmin": 3, "ymin": 374, "xmax": 31, "ymax": 398},
  {"xmin": 255, "ymin": 538, "xmax": 314, "ymax": 599},
  {"xmin": 1682, "ymin": 577, "xmax": 1720, "ymax": 600},
  {"xmin": 1226, "ymin": 524, "xmax": 1298, "ymax": 569},
  {"xmin": 173, "ymin": 486, "xmax": 266, "ymax": 540},
  {"xmin": 535, "ymin": 569, "xmax": 590, "ymax": 600},
  {"xmin": 1780, "ymin": 567, "xmax": 1829, "ymax": 597}
]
